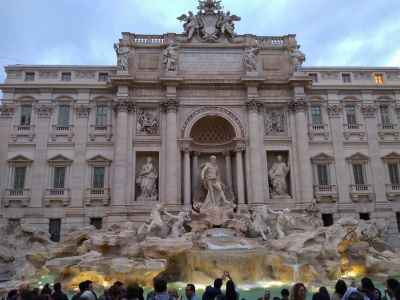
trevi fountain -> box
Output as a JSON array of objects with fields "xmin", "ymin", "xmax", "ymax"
[
  {"xmin": 1, "ymin": 0, "xmax": 400, "ymax": 295},
  {"xmin": 0, "ymin": 156, "xmax": 399, "ymax": 293}
]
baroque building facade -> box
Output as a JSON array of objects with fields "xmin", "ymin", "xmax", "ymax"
[{"xmin": 1, "ymin": 1, "xmax": 400, "ymax": 244}]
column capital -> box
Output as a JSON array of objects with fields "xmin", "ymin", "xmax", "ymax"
[
  {"xmin": 112, "ymin": 97, "xmax": 135, "ymax": 115},
  {"xmin": 161, "ymin": 97, "xmax": 179, "ymax": 112},
  {"xmin": 327, "ymin": 104, "xmax": 343, "ymax": 118},
  {"xmin": 234, "ymin": 145, "xmax": 246, "ymax": 152},
  {"xmin": 0, "ymin": 104, "xmax": 14, "ymax": 117},
  {"xmin": 180, "ymin": 145, "xmax": 191, "ymax": 153},
  {"xmin": 361, "ymin": 104, "xmax": 377, "ymax": 118},
  {"xmin": 246, "ymin": 97, "xmax": 263, "ymax": 112},
  {"xmin": 74, "ymin": 104, "xmax": 91, "ymax": 118},
  {"xmin": 36, "ymin": 104, "xmax": 53, "ymax": 118},
  {"xmin": 288, "ymin": 97, "xmax": 307, "ymax": 112}
]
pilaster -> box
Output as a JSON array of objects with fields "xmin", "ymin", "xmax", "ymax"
[
  {"xmin": 361, "ymin": 95, "xmax": 386, "ymax": 204},
  {"xmin": 110, "ymin": 95, "xmax": 135, "ymax": 221},
  {"xmin": 161, "ymin": 91, "xmax": 180, "ymax": 207},
  {"xmin": 288, "ymin": 96, "xmax": 313, "ymax": 203},
  {"xmin": 246, "ymin": 96, "xmax": 265, "ymax": 205},
  {"xmin": 327, "ymin": 99, "xmax": 351, "ymax": 205}
]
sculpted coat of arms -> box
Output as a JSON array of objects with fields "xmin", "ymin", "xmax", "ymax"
[{"xmin": 177, "ymin": 0, "xmax": 241, "ymax": 42}]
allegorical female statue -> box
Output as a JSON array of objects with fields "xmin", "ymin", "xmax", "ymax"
[
  {"xmin": 268, "ymin": 155, "xmax": 290, "ymax": 197},
  {"xmin": 136, "ymin": 157, "xmax": 158, "ymax": 201}
]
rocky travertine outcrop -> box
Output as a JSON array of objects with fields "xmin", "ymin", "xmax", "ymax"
[{"xmin": 0, "ymin": 205, "xmax": 399, "ymax": 294}]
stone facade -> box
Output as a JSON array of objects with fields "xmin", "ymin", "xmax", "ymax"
[{"xmin": 1, "ymin": 1, "xmax": 400, "ymax": 245}]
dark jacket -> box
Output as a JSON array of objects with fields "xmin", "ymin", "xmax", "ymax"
[
  {"xmin": 202, "ymin": 286, "xmax": 222, "ymax": 300},
  {"xmin": 52, "ymin": 291, "xmax": 68, "ymax": 300}
]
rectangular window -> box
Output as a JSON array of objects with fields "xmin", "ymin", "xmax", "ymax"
[
  {"xmin": 96, "ymin": 106, "xmax": 107, "ymax": 126},
  {"xmin": 90, "ymin": 218, "xmax": 103, "ymax": 230},
  {"xmin": 317, "ymin": 164, "xmax": 330, "ymax": 186},
  {"xmin": 13, "ymin": 167, "xmax": 26, "ymax": 189},
  {"xmin": 375, "ymin": 74, "xmax": 384, "ymax": 84},
  {"xmin": 99, "ymin": 73, "xmax": 109, "ymax": 82},
  {"xmin": 342, "ymin": 73, "xmax": 351, "ymax": 83},
  {"xmin": 25, "ymin": 72, "xmax": 35, "ymax": 81},
  {"xmin": 359, "ymin": 213, "xmax": 370, "ymax": 220},
  {"xmin": 322, "ymin": 214, "xmax": 333, "ymax": 227},
  {"xmin": 353, "ymin": 164, "xmax": 365, "ymax": 185},
  {"xmin": 58, "ymin": 105, "xmax": 70, "ymax": 125},
  {"xmin": 53, "ymin": 167, "xmax": 66, "ymax": 189},
  {"xmin": 49, "ymin": 219, "xmax": 61, "ymax": 242},
  {"xmin": 396, "ymin": 213, "xmax": 400, "ymax": 233},
  {"xmin": 309, "ymin": 73, "xmax": 318, "ymax": 83},
  {"xmin": 380, "ymin": 105, "xmax": 390, "ymax": 125},
  {"xmin": 93, "ymin": 167, "xmax": 105, "ymax": 188},
  {"xmin": 388, "ymin": 163, "xmax": 400, "ymax": 185},
  {"xmin": 311, "ymin": 106, "xmax": 322, "ymax": 124},
  {"xmin": 61, "ymin": 72, "xmax": 71, "ymax": 82},
  {"xmin": 20, "ymin": 105, "xmax": 32, "ymax": 125},
  {"xmin": 345, "ymin": 106, "xmax": 357, "ymax": 124}
]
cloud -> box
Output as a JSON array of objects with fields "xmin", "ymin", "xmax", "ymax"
[{"xmin": 1, "ymin": 0, "xmax": 400, "ymax": 97}]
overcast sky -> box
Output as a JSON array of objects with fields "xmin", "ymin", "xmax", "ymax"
[{"xmin": 1, "ymin": 0, "xmax": 400, "ymax": 92}]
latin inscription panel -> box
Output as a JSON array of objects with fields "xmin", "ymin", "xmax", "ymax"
[{"xmin": 179, "ymin": 52, "xmax": 243, "ymax": 72}]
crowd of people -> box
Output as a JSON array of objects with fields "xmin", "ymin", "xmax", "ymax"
[{"xmin": 4, "ymin": 274, "xmax": 400, "ymax": 300}]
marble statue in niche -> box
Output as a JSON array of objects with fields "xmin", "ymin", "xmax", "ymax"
[
  {"xmin": 265, "ymin": 109, "xmax": 286, "ymax": 135},
  {"xmin": 201, "ymin": 155, "xmax": 231, "ymax": 207},
  {"xmin": 137, "ymin": 109, "xmax": 159, "ymax": 135},
  {"xmin": 244, "ymin": 42, "xmax": 259, "ymax": 72},
  {"xmin": 269, "ymin": 155, "xmax": 290, "ymax": 197},
  {"xmin": 136, "ymin": 157, "xmax": 158, "ymax": 201},
  {"xmin": 289, "ymin": 45, "xmax": 306, "ymax": 73},
  {"xmin": 163, "ymin": 43, "xmax": 178, "ymax": 72},
  {"xmin": 114, "ymin": 43, "xmax": 130, "ymax": 71}
]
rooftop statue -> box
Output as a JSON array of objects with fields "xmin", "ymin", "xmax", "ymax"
[{"xmin": 177, "ymin": 0, "xmax": 241, "ymax": 42}]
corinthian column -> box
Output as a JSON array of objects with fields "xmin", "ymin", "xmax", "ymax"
[
  {"xmin": 246, "ymin": 98, "xmax": 264, "ymax": 205},
  {"xmin": 224, "ymin": 151, "xmax": 232, "ymax": 188},
  {"xmin": 111, "ymin": 97, "xmax": 134, "ymax": 208},
  {"xmin": 182, "ymin": 147, "xmax": 191, "ymax": 208},
  {"xmin": 288, "ymin": 97, "xmax": 313, "ymax": 203},
  {"xmin": 161, "ymin": 97, "xmax": 179, "ymax": 205},
  {"xmin": 235, "ymin": 145, "xmax": 245, "ymax": 206}
]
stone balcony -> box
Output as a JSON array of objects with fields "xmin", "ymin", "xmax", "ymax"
[
  {"xmin": 308, "ymin": 124, "xmax": 329, "ymax": 140},
  {"xmin": 377, "ymin": 124, "xmax": 399, "ymax": 140},
  {"xmin": 314, "ymin": 185, "xmax": 338, "ymax": 203},
  {"xmin": 50, "ymin": 125, "xmax": 74, "ymax": 142},
  {"xmin": 89, "ymin": 125, "xmax": 113, "ymax": 142},
  {"xmin": 44, "ymin": 188, "xmax": 71, "ymax": 206},
  {"xmin": 350, "ymin": 184, "xmax": 375, "ymax": 201},
  {"xmin": 11, "ymin": 125, "xmax": 35, "ymax": 142},
  {"xmin": 3, "ymin": 189, "xmax": 30, "ymax": 207},
  {"xmin": 84, "ymin": 188, "xmax": 110, "ymax": 206},
  {"xmin": 386, "ymin": 183, "xmax": 400, "ymax": 201},
  {"xmin": 343, "ymin": 124, "xmax": 365, "ymax": 140}
]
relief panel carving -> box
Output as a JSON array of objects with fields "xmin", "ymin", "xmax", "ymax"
[
  {"xmin": 265, "ymin": 108, "xmax": 286, "ymax": 136},
  {"xmin": 137, "ymin": 108, "xmax": 159, "ymax": 135}
]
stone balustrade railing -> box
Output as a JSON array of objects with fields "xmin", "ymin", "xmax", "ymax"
[
  {"xmin": 131, "ymin": 35, "xmax": 164, "ymax": 44},
  {"xmin": 256, "ymin": 36, "xmax": 285, "ymax": 46}
]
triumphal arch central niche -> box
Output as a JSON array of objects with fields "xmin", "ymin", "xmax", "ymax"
[{"xmin": 110, "ymin": 0, "xmax": 310, "ymax": 220}]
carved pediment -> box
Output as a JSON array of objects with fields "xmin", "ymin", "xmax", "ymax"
[
  {"xmin": 8, "ymin": 155, "xmax": 33, "ymax": 164},
  {"xmin": 48, "ymin": 155, "xmax": 73, "ymax": 165},
  {"xmin": 88, "ymin": 155, "xmax": 112, "ymax": 165},
  {"xmin": 346, "ymin": 152, "xmax": 369, "ymax": 162},
  {"xmin": 311, "ymin": 153, "xmax": 334, "ymax": 163},
  {"xmin": 382, "ymin": 152, "xmax": 400, "ymax": 162}
]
